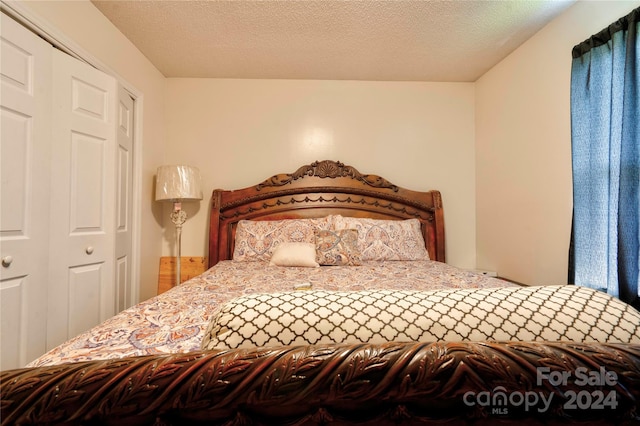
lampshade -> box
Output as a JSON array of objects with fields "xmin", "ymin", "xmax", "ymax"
[{"xmin": 155, "ymin": 165, "xmax": 203, "ymax": 202}]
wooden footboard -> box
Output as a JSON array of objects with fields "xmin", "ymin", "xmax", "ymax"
[{"xmin": 2, "ymin": 341, "xmax": 639, "ymax": 425}]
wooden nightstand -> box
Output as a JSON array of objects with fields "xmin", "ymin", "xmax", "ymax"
[{"xmin": 158, "ymin": 256, "xmax": 207, "ymax": 295}]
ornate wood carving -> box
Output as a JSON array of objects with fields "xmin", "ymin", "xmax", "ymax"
[
  {"xmin": 221, "ymin": 188, "xmax": 435, "ymax": 213},
  {"xmin": 256, "ymin": 160, "xmax": 399, "ymax": 192},
  {"xmin": 209, "ymin": 160, "xmax": 445, "ymax": 266},
  {"xmin": 2, "ymin": 342, "xmax": 639, "ymax": 425},
  {"xmin": 220, "ymin": 194, "xmax": 435, "ymax": 222},
  {"xmin": 432, "ymin": 190, "xmax": 442, "ymax": 209}
]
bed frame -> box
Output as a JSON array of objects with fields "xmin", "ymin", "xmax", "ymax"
[
  {"xmin": 2, "ymin": 160, "xmax": 639, "ymax": 425},
  {"xmin": 209, "ymin": 159, "xmax": 445, "ymax": 267}
]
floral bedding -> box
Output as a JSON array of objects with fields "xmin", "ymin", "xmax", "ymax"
[{"xmin": 28, "ymin": 260, "xmax": 512, "ymax": 367}]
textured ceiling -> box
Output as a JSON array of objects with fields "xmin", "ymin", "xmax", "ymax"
[{"xmin": 92, "ymin": 0, "xmax": 576, "ymax": 82}]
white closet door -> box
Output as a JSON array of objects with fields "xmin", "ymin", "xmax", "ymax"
[
  {"xmin": 115, "ymin": 85, "xmax": 134, "ymax": 311},
  {"xmin": 47, "ymin": 49, "xmax": 117, "ymax": 349},
  {"xmin": 0, "ymin": 13, "xmax": 52, "ymax": 369}
]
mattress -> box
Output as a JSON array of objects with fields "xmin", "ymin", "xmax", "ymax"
[{"xmin": 29, "ymin": 260, "xmax": 512, "ymax": 366}]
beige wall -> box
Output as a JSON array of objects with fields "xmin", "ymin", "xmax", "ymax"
[
  {"xmin": 475, "ymin": 0, "xmax": 640, "ymax": 285},
  {"xmin": 19, "ymin": 0, "xmax": 639, "ymax": 298},
  {"xmin": 164, "ymin": 79, "xmax": 477, "ymax": 269},
  {"xmin": 18, "ymin": 0, "xmax": 167, "ymax": 301}
]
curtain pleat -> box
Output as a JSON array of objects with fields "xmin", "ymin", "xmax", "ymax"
[{"xmin": 617, "ymin": 13, "xmax": 639, "ymax": 308}]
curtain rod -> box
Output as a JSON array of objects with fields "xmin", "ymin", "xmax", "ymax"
[{"xmin": 572, "ymin": 6, "xmax": 639, "ymax": 59}]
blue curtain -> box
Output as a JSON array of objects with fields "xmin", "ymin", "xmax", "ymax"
[{"xmin": 570, "ymin": 7, "xmax": 639, "ymax": 309}]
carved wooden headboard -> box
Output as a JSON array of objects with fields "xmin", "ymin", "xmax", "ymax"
[{"xmin": 209, "ymin": 160, "xmax": 445, "ymax": 267}]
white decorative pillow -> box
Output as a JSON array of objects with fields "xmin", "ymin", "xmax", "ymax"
[
  {"xmin": 333, "ymin": 217, "xmax": 429, "ymax": 261},
  {"xmin": 269, "ymin": 242, "xmax": 319, "ymax": 268},
  {"xmin": 233, "ymin": 217, "xmax": 333, "ymax": 262},
  {"xmin": 200, "ymin": 286, "xmax": 640, "ymax": 350}
]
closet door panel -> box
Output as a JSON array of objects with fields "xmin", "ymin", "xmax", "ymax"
[
  {"xmin": 0, "ymin": 13, "xmax": 52, "ymax": 369},
  {"xmin": 48, "ymin": 49, "xmax": 117, "ymax": 349},
  {"xmin": 68, "ymin": 263, "xmax": 104, "ymax": 337},
  {"xmin": 1, "ymin": 278, "xmax": 26, "ymax": 367},
  {"xmin": 115, "ymin": 86, "xmax": 134, "ymax": 311}
]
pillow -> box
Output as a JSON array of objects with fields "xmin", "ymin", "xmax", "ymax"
[
  {"xmin": 333, "ymin": 217, "xmax": 429, "ymax": 261},
  {"xmin": 314, "ymin": 229, "xmax": 362, "ymax": 266},
  {"xmin": 233, "ymin": 217, "xmax": 333, "ymax": 262},
  {"xmin": 269, "ymin": 242, "xmax": 319, "ymax": 268},
  {"xmin": 200, "ymin": 286, "xmax": 640, "ymax": 351}
]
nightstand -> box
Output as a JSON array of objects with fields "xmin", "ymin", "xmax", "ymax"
[{"xmin": 158, "ymin": 256, "xmax": 207, "ymax": 295}]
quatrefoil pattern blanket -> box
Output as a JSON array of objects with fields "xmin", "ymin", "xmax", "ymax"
[{"xmin": 202, "ymin": 285, "xmax": 640, "ymax": 350}]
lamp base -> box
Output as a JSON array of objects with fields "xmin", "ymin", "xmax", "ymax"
[{"xmin": 171, "ymin": 202, "xmax": 187, "ymax": 285}]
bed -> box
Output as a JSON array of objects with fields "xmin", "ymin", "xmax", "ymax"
[{"xmin": 2, "ymin": 160, "xmax": 639, "ymax": 425}]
